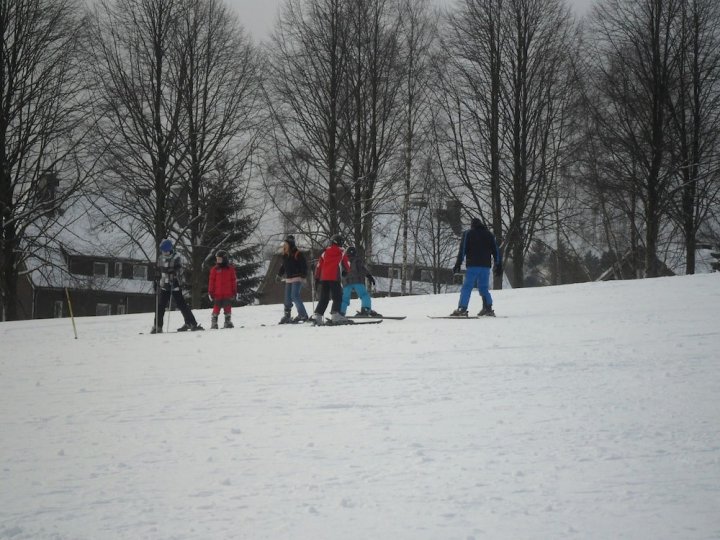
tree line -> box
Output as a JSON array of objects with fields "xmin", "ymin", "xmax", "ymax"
[{"xmin": 1, "ymin": 0, "xmax": 719, "ymax": 320}]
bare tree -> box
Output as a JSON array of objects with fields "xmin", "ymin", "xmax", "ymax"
[
  {"xmin": 438, "ymin": 0, "xmax": 575, "ymax": 287},
  {"xmin": 590, "ymin": 0, "xmax": 682, "ymax": 277},
  {"xmin": 498, "ymin": 0, "xmax": 576, "ymax": 286},
  {"xmin": 0, "ymin": 0, "xmax": 91, "ymax": 320},
  {"xmin": 341, "ymin": 0, "xmax": 405, "ymax": 255},
  {"xmin": 396, "ymin": 0, "xmax": 437, "ymax": 294},
  {"xmin": 666, "ymin": 0, "xmax": 720, "ymax": 273},
  {"xmin": 89, "ymin": 0, "xmax": 189, "ymax": 259},
  {"xmin": 179, "ymin": 0, "xmax": 264, "ymax": 306},
  {"xmin": 263, "ymin": 0, "xmax": 351, "ymax": 247}
]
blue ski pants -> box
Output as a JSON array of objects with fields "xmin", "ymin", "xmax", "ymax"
[
  {"xmin": 458, "ymin": 266, "xmax": 492, "ymax": 309},
  {"xmin": 341, "ymin": 283, "xmax": 372, "ymax": 315}
]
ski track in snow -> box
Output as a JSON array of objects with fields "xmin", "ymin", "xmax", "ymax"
[{"xmin": 1, "ymin": 274, "xmax": 719, "ymax": 539}]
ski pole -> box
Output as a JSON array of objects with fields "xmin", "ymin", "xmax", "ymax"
[
  {"xmin": 65, "ymin": 287, "xmax": 78, "ymax": 339},
  {"xmin": 166, "ymin": 280, "xmax": 173, "ymax": 333},
  {"xmin": 310, "ymin": 261, "xmax": 316, "ymax": 313},
  {"xmin": 154, "ymin": 274, "xmax": 160, "ymax": 331}
]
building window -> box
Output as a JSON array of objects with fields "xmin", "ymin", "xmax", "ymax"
[
  {"xmin": 117, "ymin": 304, "xmax": 126, "ymax": 315},
  {"xmin": 420, "ymin": 269, "xmax": 433, "ymax": 282},
  {"xmin": 389, "ymin": 267, "xmax": 401, "ymax": 279},
  {"xmin": 133, "ymin": 264, "xmax": 148, "ymax": 280},
  {"xmin": 96, "ymin": 303, "xmax": 112, "ymax": 316},
  {"xmin": 93, "ymin": 262, "xmax": 108, "ymax": 277},
  {"xmin": 54, "ymin": 301, "xmax": 64, "ymax": 318},
  {"xmin": 114, "ymin": 262, "xmax": 123, "ymax": 277}
]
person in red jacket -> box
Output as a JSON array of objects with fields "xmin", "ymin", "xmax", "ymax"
[
  {"xmin": 313, "ymin": 234, "xmax": 351, "ymax": 325},
  {"xmin": 208, "ymin": 250, "xmax": 238, "ymax": 329}
]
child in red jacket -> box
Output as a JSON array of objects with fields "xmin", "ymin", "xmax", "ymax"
[
  {"xmin": 313, "ymin": 234, "xmax": 351, "ymax": 325},
  {"xmin": 208, "ymin": 250, "xmax": 238, "ymax": 329}
]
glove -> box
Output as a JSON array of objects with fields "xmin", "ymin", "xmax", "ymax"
[
  {"xmin": 453, "ymin": 263, "xmax": 461, "ymax": 274},
  {"xmin": 341, "ymin": 270, "xmax": 348, "ymax": 277},
  {"xmin": 367, "ymin": 274, "xmax": 376, "ymax": 286},
  {"xmin": 494, "ymin": 263, "xmax": 503, "ymax": 277}
]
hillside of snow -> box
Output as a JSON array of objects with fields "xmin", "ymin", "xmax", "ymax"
[{"xmin": 1, "ymin": 274, "xmax": 719, "ymax": 540}]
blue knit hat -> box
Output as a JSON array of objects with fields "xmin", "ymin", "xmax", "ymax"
[{"xmin": 159, "ymin": 239, "xmax": 173, "ymax": 253}]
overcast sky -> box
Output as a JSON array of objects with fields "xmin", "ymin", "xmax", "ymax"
[{"xmin": 225, "ymin": 0, "xmax": 595, "ymax": 42}]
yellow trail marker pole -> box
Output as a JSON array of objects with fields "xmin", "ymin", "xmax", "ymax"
[{"xmin": 65, "ymin": 287, "xmax": 78, "ymax": 339}]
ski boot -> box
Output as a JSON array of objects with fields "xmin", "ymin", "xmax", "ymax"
[
  {"xmin": 211, "ymin": 314, "xmax": 219, "ymax": 329},
  {"xmin": 450, "ymin": 307, "xmax": 469, "ymax": 317},
  {"xmin": 357, "ymin": 307, "xmax": 381, "ymax": 317},
  {"xmin": 150, "ymin": 325, "xmax": 163, "ymax": 334},
  {"xmin": 279, "ymin": 310, "xmax": 292, "ymax": 324},
  {"xmin": 329, "ymin": 312, "xmax": 351, "ymax": 325},
  {"xmin": 224, "ymin": 314, "xmax": 234, "ymax": 329},
  {"xmin": 177, "ymin": 322, "xmax": 204, "ymax": 332},
  {"xmin": 477, "ymin": 298, "xmax": 495, "ymax": 317},
  {"xmin": 311, "ymin": 313, "xmax": 324, "ymax": 326},
  {"xmin": 293, "ymin": 314, "xmax": 309, "ymax": 323}
]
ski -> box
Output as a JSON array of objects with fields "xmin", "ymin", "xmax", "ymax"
[
  {"xmin": 348, "ymin": 315, "xmax": 406, "ymax": 320},
  {"xmin": 427, "ymin": 315, "xmax": 506, "ymax": 319},
  {"xmin": 314, "ymin": 319, "xmax": 383, "ymax": 326}
]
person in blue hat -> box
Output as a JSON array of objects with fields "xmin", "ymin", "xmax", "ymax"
[
  {"xmin": 450, "ymin": 218, "xmax": 502, "ymax": 317},
  {"xmin": 151, "ymin": 238, "xmax": 203, "ymax": 333}
]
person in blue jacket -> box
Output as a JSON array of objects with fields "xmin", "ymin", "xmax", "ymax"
[{"xmin": 450, "ymin": 217, "xmax": 502, "ymax": 317}]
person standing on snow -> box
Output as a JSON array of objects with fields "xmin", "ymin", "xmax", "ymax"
[
  {"xmin": 151, "ymin": 239, "xmax": 203, "ymax": 333},
  {"xmin": 340, "ymin": 246, "xmax": 380, "ymax": 317},
  {"xmin": 208, "ymin": 249, "xmax": 237, "ymax": 329},
  {"xmin": 313, "ymin": 234, "xmax": 351, "ymax": 325},
  {"xmin": 450, "ymin": 218, "xmax": 503, "ymax": 317},
  {"xmin": 277, "ymin": 235, "xmax": 309, "ymax": 324}
]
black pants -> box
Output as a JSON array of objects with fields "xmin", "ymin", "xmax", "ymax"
[
  {"xmin": 315, "ymin": 281, "xmax": 342, "ymax": 315},
  {"xmin": 156, "ymin": 287, "xmax": 197, "ymax": 327}
]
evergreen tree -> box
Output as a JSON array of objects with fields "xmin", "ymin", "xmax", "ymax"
[{"xmin": 199, "ymin": 173, "xmax": 262, "ymax": 307}]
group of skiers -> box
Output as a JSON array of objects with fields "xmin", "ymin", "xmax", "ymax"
[{"xmin": 150, "ymin": 217, "xmax": 501, "ymax": 332}]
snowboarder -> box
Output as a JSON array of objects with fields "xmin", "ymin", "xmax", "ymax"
[
  {"xmin": 450, "ymin": 218, "xmax": 502, "ymax": 317},
  {"xmin": 340, "ymin": 246, "xmax": 380, "ymax": 317},
  {"xmin": 277, "ymin": 235, "xmax": 310, "ymax": 324},
  {"xmin": 151, "ymin": 239, "xmax": 203, "ymax": 333},
  {"xmin": 208, "ymin": 249, "xmax": 237, "ymax": 329},
  {"xmin": 313, "ymin": 234, "xmax": 351, "ymax": 325}
]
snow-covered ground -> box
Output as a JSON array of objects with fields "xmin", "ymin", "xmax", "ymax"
[{"xmin": 1, "ymin": 274, "xmax": 719, "ymax": 540}]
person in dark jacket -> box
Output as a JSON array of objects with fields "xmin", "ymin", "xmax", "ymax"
[
  {"xmin": 151, "ymin": 239, "xmax": 203, "ymax": 333},
  {"xmin": 277, "ymin": 235, "xmax": 309, "ymax": 324},
  {"xmin": 451, "ymin": 218, "xmax": 502, "ymax": 317},
  {"xmin": 340, "ymin": 246, "xmax": 380, "ymax": 317},
  {"xmin": 208, "ymin": 249, "xmax": 237, "ymax": 329},
  {"xmin": 313, "ymin": 234, "xmax": 351, "ymax": 325}
]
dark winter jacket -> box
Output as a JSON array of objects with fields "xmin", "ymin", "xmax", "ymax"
[
  {"xmin": 278, "ymin": 248, "xmax": 308, "ymax": 279},
  {"xmin": 157, "ymin": 251, "xmax": 183, "ymax": 290},
  {"xmin": 315, "ymin": 244, "xmax": 351, "ymax": 282},
  {"xmin": 208, "ymin": 263, "xmax": 237, "ymax": 300},
  {"xmin": 455, "ymin": 223, "xmax": 501, "ymax": 268},
  {"xmin": 345, "ymin": 255, "xmax": 371, "ymax": 286}
]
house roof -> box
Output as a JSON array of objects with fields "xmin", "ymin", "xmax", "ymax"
[{"xmin": 23, "ymin": 195, "xmax": 155, "ymax": 293}]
